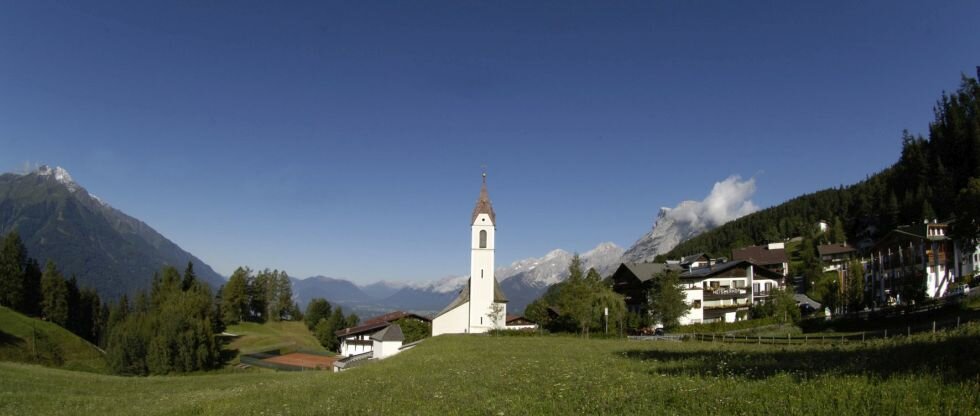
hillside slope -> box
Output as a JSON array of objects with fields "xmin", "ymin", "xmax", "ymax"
[
  {"xmin": 0, "ymin": 166, "xmax": 225, "ymax": 299},
  {"xmin": 0, "ymin": 306, "xmax": 106, "ymax": 373}
]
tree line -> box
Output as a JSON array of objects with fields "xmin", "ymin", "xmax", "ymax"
[
  {"xmin": 219, "ymin": 267, "xmax": 300, "ymax": 325},
  {"xmin": 0, "ymin": 231, "xmax": 106, "ymax": 345}
]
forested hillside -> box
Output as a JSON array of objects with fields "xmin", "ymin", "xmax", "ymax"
[{"xmin": 666, "ymin": 76, "xmax": 980, "ymax": 259}]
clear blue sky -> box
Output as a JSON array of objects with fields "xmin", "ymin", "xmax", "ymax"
[{"xmin": 1, "ymin": 1, "xmax": 978, "ymax": 283}]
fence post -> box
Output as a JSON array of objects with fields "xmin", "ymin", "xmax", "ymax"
[
  {"xmin": 862, "ymin": 332, "xmax": 865, "ymax": 342},
  {"xmin": 932, "ymin": 321, "xmax": 936, "ymax": 333},
  {"xmin": 758, "ymin": 335, "xmax": 761, "ymax": 345},
  {"xmin": 884, "ymin": 329, "xmax": 887, "ymax": 339},
  {"xmin": 957, "ymin": 316, "xmax": 961, "ymax": 328},
  {"xmin": 804, "ymin": 335, "xmax": 807, "ymax": 344}
]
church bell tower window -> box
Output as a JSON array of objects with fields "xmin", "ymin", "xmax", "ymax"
[{"xmin": 479, "ymin": 230, "xmax": 487, "ymax": 248}]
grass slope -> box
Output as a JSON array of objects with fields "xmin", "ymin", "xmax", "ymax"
[
  {"xmin": 224, "ymin": 321, "xmax": 326, "ymax": 359},
  {"xmin": 2, "ymin": 324, "xmax": 979, "ymax": 415},
  {"xmin": 0, "ymin": 306, "xmax": 106, "ymax": 374}
]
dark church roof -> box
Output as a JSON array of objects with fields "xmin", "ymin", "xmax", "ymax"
[
  {"xmin": 471, "ymin": 173, "xmax": 496, "ymax": 224},
  {"xmin": 433, "ymin": 277, "xmax": 508, "ymax": 318}
]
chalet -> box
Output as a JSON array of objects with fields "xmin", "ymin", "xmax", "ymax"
[
  {"xmin": 680, "ymin": 253, "xmax": 712, "ymax": 270},
  {"xmin": 333, "ymin": 323, "xmax": 423, "ymax": 372},
  {"xmin": 732, "ymin": 242, "xmax": 789, "ymax": 277},
  {"xmin": 677, "ymin": 260, "xmax": 783, "ymax": 325},
  {"xmin": 609, "ymin": 262, "xmax": 684, "ymax": 314},
  {"xmin": 335, "ymin": 311, "xmax": 431, "ymax": 357},
  {"xmin": 505, "ymin": 315, "xmax": 538, "ymax": 330},
  {"xmin": 868, "ymin": 220, "xmax": 964, "ymax": 304},
  {"xmin": 818, "ymin": 244, "xmax": 857, "ymax": 272}
]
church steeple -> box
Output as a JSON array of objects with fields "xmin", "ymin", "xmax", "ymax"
[{"xmin": 471, "ymin": 172, "xmax": 496, "ymax": 224}]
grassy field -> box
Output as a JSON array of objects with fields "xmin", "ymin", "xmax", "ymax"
[
  {"xmin": 1, "ymin": 323, "xmax": 978, "ymax": 415},
  {"xmin": 224, "ymin": 320, "xmax": 327, "ymax": 363},
  {"xmin": 0, "ymin": 306, "xmax": 106, "ymax": 374}
]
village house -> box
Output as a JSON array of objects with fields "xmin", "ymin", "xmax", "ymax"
[
  {"xmin": 609, "ymin": 262, "xmax": 684, "ymax": 315},
  {"xmin": 610, "ymin": 259, "xmax": 782, "ymax": 326},
  {"xmin": 677, "ymin": 260, "xmax": 784, "ymax": 325},
  {"xmin": 732, "ymin": 242, "xmax": 789, "ymax": 278},
  {"xmin": 505, "ymin": 315, "xmax": 538, "ymax": 330},
  {"xmin": 334, "ymin": 311, "xmax": 430, "ymax": 357},
  {"xmin": 818, "ymin": 243, "xmax": 858, "ymax": 272},
  {"xmin": 333, "ymin": 323, "xmax": 424, "ymax": 372},
  {"xmin": 868, "ymin": 219, "xmax": 973, "ymax": 304}
]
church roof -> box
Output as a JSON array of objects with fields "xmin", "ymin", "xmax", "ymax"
[
  {"xmin": 471, "ymin": 174, "xmax": 496, "ymax": 224},
  {"xmin": 370, "ymin": 324, "xmax": 405, "ymax": 342},
  {"xmin": 433, "ymin": 277, "xmax": 508, "ymax": 319}
]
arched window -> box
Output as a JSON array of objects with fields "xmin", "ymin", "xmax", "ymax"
[{"xmin": 479, "ymin": 230, "xmax": 487, "ymax": 248}]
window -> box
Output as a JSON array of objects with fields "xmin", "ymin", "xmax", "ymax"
[
  {"xmin": 692, "ymin": 300, "xmax": 702, "ymax": 309},
  {"xmin": 479, "ymin": 230, "xmax": 487, "ymax": 248},
  {"xmin": 734, "ymin": 280, "xmax": 745, "ymax": 288}
]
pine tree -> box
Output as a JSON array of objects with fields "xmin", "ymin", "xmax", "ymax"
[
  {"xmin": 647, "ymin": 269, "xmax": 689, "ymax": 330},
  {"xmin": 221, "ymin": 267, "xmax": 250, "ymax": 324},
  {"xmin": 0, "ymin": 231, "xmax": 27, "ymax": 311},
  {"xmin": 304, "ymin": 298, "xmax": 332, "ymax": 330},
  {"xmin": 40, "ymin": 261, "xmax": 69, "ymax": 327},
  {"xmin": 22, "ymin": 258, "xmax": 43, "ymax": 316},
  {"xmin": 182, "ymin": 262, "xmax": 197, "ymax": 291},
  {"xmin": 831, "ymin": 217, "xmax": 846, "ymax": 244}
]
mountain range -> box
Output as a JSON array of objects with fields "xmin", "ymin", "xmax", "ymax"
[
  {"xmin": 0, "ymin": 165, "xmax": 717, "ymax": 316},
  {"xmin": 0, "ymin": 166, "xmax": 225, "ymax": 299}
]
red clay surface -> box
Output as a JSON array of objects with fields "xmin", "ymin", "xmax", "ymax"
[{"xmin": 262, "ymin": 352, "xmax": 337, "ymax": 370}]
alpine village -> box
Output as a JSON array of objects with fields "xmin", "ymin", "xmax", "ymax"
[{"xmin": 1, "ymin": 3, "xmax": 979, "ymax": 415}]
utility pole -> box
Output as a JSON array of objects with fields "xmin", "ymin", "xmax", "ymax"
[{"xmin": 604, "ymin": 307, "xmax": 609, "ymax": 335}]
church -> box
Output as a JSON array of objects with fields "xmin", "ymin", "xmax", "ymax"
[{"xmin": 431, "ymin": 173, "xmax": 508, "ymax": 335}]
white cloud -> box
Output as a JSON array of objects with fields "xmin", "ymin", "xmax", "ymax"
[{"xmin": 664, "ymin": 175, "xmax": 758, "ymax": 230}]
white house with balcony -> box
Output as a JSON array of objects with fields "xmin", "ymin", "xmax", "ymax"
[{"xmin": 677, "ymin": 260, "xmax": 784, "ymax": 325}]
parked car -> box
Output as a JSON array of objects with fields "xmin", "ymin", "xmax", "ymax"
[
  {"xmin": 653, "ymin": 327, "xmax": 665, "ymax": 336},
  {"xmin": 947, "ymin": 284, "xmax": 971, "ymax": 297}
]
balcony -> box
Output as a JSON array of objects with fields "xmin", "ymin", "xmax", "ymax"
[
  {"xmin": 703, "ymin": 299, "xmax": 751, "ymax": 310},
  {"xmin": 703, "ymin": 287, "xmax": 749, "ymax": 300}
]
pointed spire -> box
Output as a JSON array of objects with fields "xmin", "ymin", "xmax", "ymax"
[{"xmin": 471, "ymin": 171, "xmax": 496, "ymax": 224}]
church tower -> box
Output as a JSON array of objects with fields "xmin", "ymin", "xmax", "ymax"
[
  {"xmin": 431, "ymin": 172, "xmax": 508, "ymax": 336},
  {"xmin": 469, "ymin": 172, "xmax": 498, "ymax": 331}
]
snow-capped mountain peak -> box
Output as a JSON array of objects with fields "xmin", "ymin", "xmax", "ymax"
[{"xmin": 36, "ymin": 165, "xmax": 79, "ymax": 192}]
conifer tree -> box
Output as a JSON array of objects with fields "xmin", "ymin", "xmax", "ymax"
[
  {"xmin": 647, "ymin": 269, "xmax": 689, "ymax": 330},
  {"xmin": 0, "ymin": 231, "xmax": 27, "ymax": 311},
  {"xmin": 221, "ymin": 267, "xmax": 250, "ymax": 324},
  {"xmin": 40, "ymin": 261, "xmax": 69, "ymax": 327}
]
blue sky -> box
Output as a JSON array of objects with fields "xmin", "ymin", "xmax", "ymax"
[{"xmin": 1, "ymin": 1, "xmax": 978, "ymax": 283}]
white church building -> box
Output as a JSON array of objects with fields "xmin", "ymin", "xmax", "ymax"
[{"xmin": 432, "ymin": 174, "xmax": 508, "ymax": 335}]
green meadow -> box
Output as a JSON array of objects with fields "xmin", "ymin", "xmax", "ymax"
[
  {"xmin": 1, "ymin": 322, "xmax": 978, "ymax": 415},
  {"xmin": 0, "ymin": 307, "xmax": 106, "ymax": 374}
]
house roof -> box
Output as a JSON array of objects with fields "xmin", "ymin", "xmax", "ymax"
[
  {"xmin": 506, "ymin": 314, "xmax": 536, "ymax": 324},
  {"xmin": 471, "ymin": 174, "xmax": 496, "ymax": 224},
  {"xmin": 732, "ymin": 245, "xmax": 788, "ymax": 265},
  {"xmin": 370, "ymin": 324, "xmax": 404, "ymax": 342},
  {"xmin": 335, "ymin": 311, "xmax": 430, "ymax": 337},
  {"xmin": 678, "ymin": 259, "xmax": 783, "ymax": 280},
  {"xmin": 680, "ymin": 253, "xmax": 709, "ymax": 265},
  {"xmin": 817, "ymin": 244, "xmax": 857, "ymax": 257},
  {"xmin": 616, "ymin": 263, "xmax": 684, "ymax": 282},
  {"xmin": 433, "ymin": 277, "xmax": 508, "ymax": 318}
]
